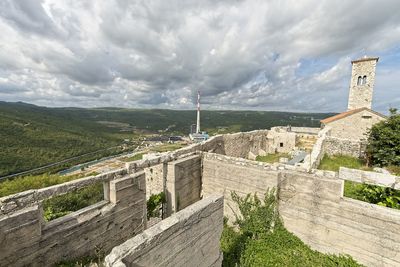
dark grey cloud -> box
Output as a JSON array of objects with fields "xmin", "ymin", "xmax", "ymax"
[{"xmin": 0, "ymin": 0, "xmax": 399, "ymax": 112}]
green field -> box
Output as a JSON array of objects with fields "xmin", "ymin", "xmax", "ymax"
[{"xmin": 0, "ymin": 101, "xmax": 334, "ymax": 177}]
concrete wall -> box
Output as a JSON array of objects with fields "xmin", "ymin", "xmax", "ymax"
[
  {"xmin": 202, "ymin": 152, "xmax": 280, "ymax": 220},
  {"xmin": 325, "ymin": 109, "xmax": 385, "ymax": 141},
  {"xmin": 201, "ymin": 153, "xmax": 400, "ymax": 267},
  {"xmin": 339, "ymin": 167, "xmax": 400, "ymax": 189},
  {"xmin": 279, "ymin": 171, "xmax": 400, "ymax": 267},
  {"xmin": 0, "ymin": 172, "xmax": 147, "ymax": 267},
  {"xmin": 166, "ymin": 155, "xmax": 202, "ymax": 216},
  {"xmin": 105, "ymin": 195, "xmax": 224, "ymax": 267}
]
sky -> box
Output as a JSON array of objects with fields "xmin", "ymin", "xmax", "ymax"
[{"xmin": 0, "ymin": 0, "xmax": 399, "ymax": 113}]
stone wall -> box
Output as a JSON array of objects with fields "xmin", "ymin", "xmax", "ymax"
[
  {"xmin": 0, "ymin": 168, "xmax": 127, "ymax": 215},
  {"xmin": 279, "ymin": 171, "xmax": 400, "ymax": 267},
  {"xmin": 0, "ymin": 172, "xmax": 147, "ymax": 267},
  {"xmin": 221, "ymin": 130, "xmax": 269, "ymax": 159},
  {"xmin": 144, "ymin": 163, "xmax": 165, "ymax": 200},
  {"xmin": 323, "ymin": 137, "xmax": 363, "ymax": 158},
  {"xmin": 104, "ymin": 195, "xmax": 224, "ymax": 267},
  {"xmin": 301, "ymin": 126, "xmax": 330, "ymax": 170},
  {"xmin": 202, "ymin": 152, "xmax": 280, "ymax": 220},
  {"xmin": 290, "ymin": 126, "xmax": 320, "ymax": 134},
  {"xmin": 166, "ymin": 155, "xmax": 202, "ymax": 216},
  {"xmin": 201, "ymin": 152, "xmax": 400, "ymax": 267},
  {"xmin": 266, "ymin": 127, "xmax": 297, "ymax": 154},
  {"xmin": 339, "ymin": 167, "xmax": 400, "ymax": 189}
]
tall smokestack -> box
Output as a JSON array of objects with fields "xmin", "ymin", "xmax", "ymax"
[{"xmin": 196, "ymin": 91, "xmax": 200, "ymax": 134}]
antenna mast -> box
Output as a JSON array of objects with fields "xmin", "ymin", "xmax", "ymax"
[{"xmin": 196, "ymin": 91, "xmax": 200, "ymax": 134}]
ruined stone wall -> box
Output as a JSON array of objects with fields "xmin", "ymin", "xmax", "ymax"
[
  {"xmin": 144, "ymin": 163, "xmax": 165, "ymax": 200},
  {"xmin": 221, "ymin": 130, "xmax": 269, "ymax": 159},
  {"xmin": 105, "ymin": 195, "xmax": 224, "ymax": 267},
  {"xmin": 266, "ymin": 127, "xmax": 297, "ymax": 154},
  {"xmin": 323, "ymin": 136, "xmax": 363, "ymax": 158},
  {"xmin": 0, "ymin": 172, "xmax": 147, "ymax": 267},
  {"xmin": 166, "ymin": 155, "xmax": 202, "ymax": 216},
  {"xmin": 290, "ymin": 126, "xmax": 320, "ymax": 134}
]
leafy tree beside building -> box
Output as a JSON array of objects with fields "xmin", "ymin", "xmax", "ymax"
[{"xmin": 367, "ymin": 108, "xmax": 400, "ymax": 168}]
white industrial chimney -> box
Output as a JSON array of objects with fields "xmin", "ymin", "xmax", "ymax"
[{"xmin": 196, "ymin": 91, "xmax": 200, "ymax": 134}]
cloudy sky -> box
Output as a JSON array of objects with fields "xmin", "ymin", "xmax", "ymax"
[{"xmin": 0, "ymin": 0, "xmax": 399, "ymax": 113}]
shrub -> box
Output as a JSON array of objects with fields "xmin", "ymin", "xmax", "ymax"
[
  {"xmin": 147, "ymin": 192, "xmax": 166, "ymax": 219},
  {"xmin": 43, "ymin": 183, "xmax": 104, "ymax": 221},
  {"xmin": 367, "ymin": 108, "xmax": 400, "ymax": 167},
  {"xmin": 221, "ymin": 190, "xmax": 362, "ymax": 266},
  {"xmin": 344, "ymin": 181, "xmax": 400, "ymax": 209}
]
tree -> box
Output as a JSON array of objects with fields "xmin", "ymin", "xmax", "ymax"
[{"xmin": 367, "ymin": 109, "xmax": 400, "ymax": 166}]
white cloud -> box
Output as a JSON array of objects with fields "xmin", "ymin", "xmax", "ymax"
[{"xmin": 0, "ymin": 0, "xmax": 399, "ymax": 112}]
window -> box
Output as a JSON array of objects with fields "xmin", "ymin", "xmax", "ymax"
[
  {"xmin": 362, "ymin": 115, "xmax": 372, "ymax": 119},
  {"xmin": 279, "ymin": 142, "xmax": 284, "ymax": 147},
  {"xmin": 357, "ymin": 76, "xmax": 362, "ymax": 85},
  {"xmin": 362, "ymin": 75, "xmax": 367, "ymax": 85}
]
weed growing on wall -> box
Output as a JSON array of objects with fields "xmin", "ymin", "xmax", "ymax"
[
  {"xmin": 221, "ymin": 190, "xmax": 363, "ymax": 266},
  {"xmin": 147, "ymin": 192, "xmax": 166, "ymax": 219}
]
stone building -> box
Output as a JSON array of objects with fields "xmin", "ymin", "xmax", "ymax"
[
  {"xmin": 321, "ymin": 107, "xmax": 386, "ymax": 140},
  {"xmin": 321, "ymin": 56, "xmax": 386, "ymax": 141}
]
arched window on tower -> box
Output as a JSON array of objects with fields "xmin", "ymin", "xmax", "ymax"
[
  {"xmin": 362, "ymin": 75, "xmax": 367, "ymax": 85},
  {"xmin": 357, "ymin": 76, "xmax": 362, "ymax": 85}
]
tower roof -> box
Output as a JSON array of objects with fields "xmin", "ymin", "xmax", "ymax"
[{"xmin": 351, "ymin": 57, "xmax": 379, "ymax": 64}]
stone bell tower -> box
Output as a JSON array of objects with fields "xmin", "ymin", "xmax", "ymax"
[{"xmin": 347, "ymin": 56, "xmax": 379, "ymax": 111}]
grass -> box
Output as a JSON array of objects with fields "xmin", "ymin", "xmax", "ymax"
[
  {"xmin": 119, "ymin": 153, "xmax": 144, "ymax": 162},
  {"xmin": 150, "ymin": 143, "xmax": 184, "ymax": 153},
  {"xmin": 0, "ymin": 173, "xmax": 90, "ymax": 198},
  {"xmin": 318, "ymin": 154, "xmax": 370, "ymax": 172},
  {"xmin": 222, "ymin": 224, "xmax": 361, "ymax": 267},
  {"xmin": 221, "ymin": 191, "xmax": 362, "ymax": 267},
  {"xmin": 43, "ymin": 182, "xmax": 104, "ymax": 221},
  {"xmin": 255, "ymin": 153, "xmax": 289, "ymax": 163}
]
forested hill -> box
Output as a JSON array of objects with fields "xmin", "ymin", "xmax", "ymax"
[{"xmin": 0, "ymin": 101, "xmax": 335, "ymax": 177}]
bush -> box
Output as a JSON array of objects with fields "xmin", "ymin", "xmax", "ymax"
[
  {"xmin": 367, "ymin": 108, "xmax": 400, "ymax": 167},
  {"xmin": 147, "ymin": 192, "xmax": 166, "ymax": 219},
  {"xmin": 43, "ymin": 183, "xmax": 104, "ymax": 221},
  {"xmin": 344, "ymin": 181, "xmax": 400, "ymax": 209},
  {"xmin": 221, "ymin": 190, "xmax": 362, "ymax": 266}
]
